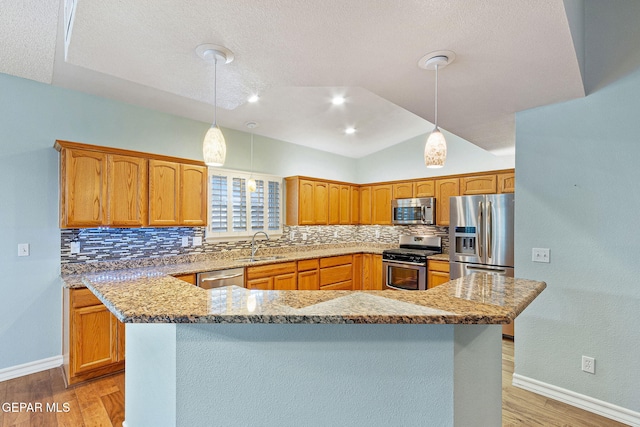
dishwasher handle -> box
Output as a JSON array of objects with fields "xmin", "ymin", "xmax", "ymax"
[{"xmin": 200, "ymin": 273, "xmax": 243, "ymax": 282}]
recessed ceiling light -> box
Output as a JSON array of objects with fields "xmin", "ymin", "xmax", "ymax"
[
  {"xmin": 331, "ymin": 96, "xmax": 345, "ymax": 105},
  {"xmin": 248, "ymin": 94, "xmax": 260, "ymax": 103},
  {"xmin": 345, "ymin": 127, "xmax": 356, "ymax": 135}
]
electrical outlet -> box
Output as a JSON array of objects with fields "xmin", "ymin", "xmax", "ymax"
[
  {"xmin": 17, "ymin": 243, "xmax": 30, "ymax": 257},
  {"xmin": 193, "ymin": 236, "xmax": 203, "ymax": 246},
  {"xmin": 333, "ymin": 230, "xmax": 338, "ymax": 238},
  {"xmin": 181, "ymin": 237, "xmax": 189, "ymax": 247},
  {"xmin": 70, "ymin": 241, "xmax": 80, "ymax": 254},
  {"xmin": 302, "ymin": 233, "xmax": 308, "ymax": 241},
  {"xmin": 375, "ymin": 229, "xmax": 380, "ymax": 239},
  {"xmin": 582, "ymin": 356, "xmax": 595, "ymax": 374},
  {"xmin": 532, "ymin": 248, "xmax": 550, "ymax": 263},
  {"xmin": 289, "ymin": 231, "xmax": 295, "ymax": 240}
]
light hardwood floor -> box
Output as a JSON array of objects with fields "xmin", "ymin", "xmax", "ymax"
[{"xmin": 0, "ymin": 340, "xmax": 629, "ymax": 427}]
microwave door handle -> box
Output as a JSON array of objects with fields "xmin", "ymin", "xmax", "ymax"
[{"xmin": 421, "ymin": 205, "xmax": 426, "ymax": 223}]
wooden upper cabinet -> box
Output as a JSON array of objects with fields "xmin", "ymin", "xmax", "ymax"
[
  {"xmin": 461, "ymin": 175, "xmax": 497, "ymax": 195},
  {"xmin": 414, "ymin": 180, "xmax": 435, "ymax": 198},
  {"xmin": 339, "ymin": 185, "xmax": 351, "ymax": 224},
  {"xmin": 149, "ymin": 160, "xmax": 180, "ymax": 226},
  {"xmin": 498, "ymin": 172, "xmax": 515, "ymax": 193},
  {"xmin": 61, "ymin": 148, "xmax": 108, "ymax": 227},
  {"xmin": 285, "ymin": 178, "xmax": 331, "ymax": 225},
  {"xmin": 297, "ymin": 179, "xmax": 315, "ymax": 225},
  {"xmin": 351, "ymin": 186, "xmax": 360, "ymax": 224},
  {"xmin": 371, "ymin": 184, "xmax": 393, "ymax": 225},
  {"xmin": 328, "ymin": 183, "xmax": 341, "ymax": 225},
  {"xmin": 392, "ymin": 182, "xmax": 413, "ymax": 199},
  {"xmin": 108, "ymin": 154, "xmax": 148, "ymax": 227},
  {"xmin": 314, "ymin": 181, "xmax": 329, "ymax": 225},
  {"xmin": 435, "ymin": 178, "xmax": 460, "ymax": 226},
  {"xmin": 180, "ymin": 164, "xmax": 208, "ymax": 226},
  {"xmin": 359, "ymin": 186, "xmax": 372, "ymax": 225}
]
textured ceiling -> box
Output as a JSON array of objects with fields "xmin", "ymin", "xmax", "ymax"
[{"xmin": 0, "ymin": 0, "xmax": 585, "ymax": 158}]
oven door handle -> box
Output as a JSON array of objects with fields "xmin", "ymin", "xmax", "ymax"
[{"xmin": 382, "ymin": 260, "xmax": 426, "ymax": 267}]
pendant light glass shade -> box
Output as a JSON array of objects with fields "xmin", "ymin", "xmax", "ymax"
[
  {"xmin": 424, "ymin": 128, "xmax": 446, "ymax": 168},
  {"xmin": 247, "ymin": 178, "xmax": 257, "ymax": 192},
  {"xmin": 203, "ymin": 124, "xmax": 227, "ymax": 166}
]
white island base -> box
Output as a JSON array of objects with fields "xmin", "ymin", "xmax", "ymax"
[{"xmin": 123, "ymin": 323, "xmax": 502, "ymax": 427}]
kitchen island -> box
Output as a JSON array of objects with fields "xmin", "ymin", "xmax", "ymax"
[{"xmin": 82, "ymin": 272, "xmax": 545, "ymax": 427}]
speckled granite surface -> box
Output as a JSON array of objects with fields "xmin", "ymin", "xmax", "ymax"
[
  {"xmin": 427, "ymin": 253, "xmax": 450, "ymax": 262},
  {"xmin": 77, "ymin": 272, "xmax": 544, "ymax": 325}
]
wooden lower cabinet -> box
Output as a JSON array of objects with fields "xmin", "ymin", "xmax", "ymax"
[
  {"xmin": 319, "ymin": 255, "xmax": 352, "ymax": 290},
  {"xmin": 173, "ymin": 273, "xmax": 196, "ymax": 285},
  {"xmin": 361, "ymin": 254, "xmax": 384, "ymax": 290},
  {"xmin": 297, "ymin": 259, "xmax": 320, "ymax": 290},
  {"xmin": 246, "ymin": 262, "xmax": 297, "ymax": 290},
  {"xmin": 427, "ymin": 260, "xmax": 450, "ymax": 289},
  {"xmin": 63, "ymin": 288, "xmax": 125, "ymax": 386}
]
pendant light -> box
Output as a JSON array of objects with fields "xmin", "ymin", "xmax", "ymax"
[
  {"xmin": 419, "ymin": 51, "xmax": 455, "ymax": 168},
  {"xmin": 197, "ymin": 44, "xmax": 234, "ymax": 167},
  {"xmin": 246, "ymin": 121, "xmax": 258, "ymax": 192}
]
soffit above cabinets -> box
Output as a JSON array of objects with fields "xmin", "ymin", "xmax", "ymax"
[{"xmin": 1, "ymin": 1, "xmax": 585, "ymax": 158}]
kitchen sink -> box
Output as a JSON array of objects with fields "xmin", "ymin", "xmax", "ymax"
[{"xmin": 235, "ymin": 255, "xmax": 287, "ymax": 263}]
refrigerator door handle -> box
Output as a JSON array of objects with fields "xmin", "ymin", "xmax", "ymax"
[
  {"xmin": 477, "ymin": 201, "xmax": 483, "ymax": 259},
  {"xmin": 487, "ymin": 200, "xmax": 492, "ymax": 261}
]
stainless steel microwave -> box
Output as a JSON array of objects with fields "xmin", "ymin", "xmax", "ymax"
[{"xmin": 392, "ymin": 198, "xmax": 436, "ymax": 225}]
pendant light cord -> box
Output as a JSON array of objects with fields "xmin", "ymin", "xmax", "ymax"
[
  {"xmin": 434, "ymin": 63, "xmax": 439, "ymax": 129},
  {"xmin": 250, "ymin": 132, "xmax": 254, "ymax": 174},
  {"xmin": 213, "ymin": 57, "xmax": 218, "ymax": 126}
]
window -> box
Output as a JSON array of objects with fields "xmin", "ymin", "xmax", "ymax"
[{"xmin": 207, "ymin": 168, "xmax": 283, "ymax": 239}]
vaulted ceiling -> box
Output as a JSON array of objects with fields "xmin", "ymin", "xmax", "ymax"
[{"xmin": 1, "ymin": 0, "xmax": 585, "ymax": 158}]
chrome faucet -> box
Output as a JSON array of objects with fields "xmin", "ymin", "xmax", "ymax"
[{"xmin": 251, "ymin": 231, "xmax": 269, "ymax": 259}]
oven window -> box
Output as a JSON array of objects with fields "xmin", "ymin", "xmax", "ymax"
[{"xmin": 387, "ymin": 265, "xmax": 421, "ymax": 291}]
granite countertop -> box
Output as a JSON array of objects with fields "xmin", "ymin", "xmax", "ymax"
[
  {"xmin": 62, "ymin": 244, "xmax": 391, "ymax": 288},
  {"xmin": 427, "ymin": 253, "xmax": 449, "ymax": 262},
  {"xmin": 79, "ymin": 272, "xmax": 545, "ymax": 325}
]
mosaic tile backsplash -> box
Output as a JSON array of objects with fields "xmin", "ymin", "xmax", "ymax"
[{"xmin": 61, "ymin": 224, "xmax": 449, "ymax": 264}]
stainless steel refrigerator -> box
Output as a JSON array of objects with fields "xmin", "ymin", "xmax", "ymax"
[{"xmin": 449, "ymin": 193, "xmax": 514, "ymax": 279}]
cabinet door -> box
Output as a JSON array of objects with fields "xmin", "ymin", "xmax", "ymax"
[
  {"xmin": 393, "ymin": 182, "xmax": 413, "ymax": 199},
  {"xmin": 371, "ymin": 185, "xmax": 393, "ymax": 225},
  {"xmin": 246, "ymin": 277, "xmax": 272, "ymax": 290},
  {"xmin": 339, "ymin": 185, "xmax": 351, "ymax": 224},
  {"xmin": 274, "ymin": 272, "xmax": 297, "ymax": 290},
  {"xmin": 498, "ymin": 172, "xmax": 515, "ymax": 193},
  {"xmin": 461, "ymin": 175, "xmax": 497, "ymax": 195},
  {"xmin": 108, "ymin": 154, "xmax": 148, "ymax": 227},
  {"xmin": 414, "ymin": 180, "xmax": 435, "ymax": 198},
  {"xmin": 362, "ymin": 254, "xmax": 372, "ymax": 290},
  {"xmin": 321, "ymin": 281, "xmax": 352, "ymax": 291},
  {"xmin": 359, "ymin": 186, "xmax": 372, "ymax": 225},
  {"xmin": 372, "ymin": 254, "xmax": 383, "ymax": 290},
  {"xmin": 328, "ymin": 183, "xmax": 341, "ymax": 225},
  {"xmin": 314, "ymin": 182, "xmax": 329, "ymax": 224},
  {"xmin": 116, "ymin": 318, "xmax": 126, "ymax": 362},
  {"xmin": 298, "ymin": 179, "xmax": 315, "ymax": 225},
  {"xmin": 180, "ymin": 164, "xmax": 208, "ymax": 226},
  {"xmin": 352, "ymin": 254, "xmax": 363, "ymax": 290},
  {"xmin": 298, "ymin": 269, "xmax": 319, "ymax": 290},
  {"xmin": 173, "ymin": 273, "xmax": 197, "ymax": 285},
  {"xmin": 72, "ymin": 304, "xmax": 117, "ymax": 374},
  {"xmin": 62, "ymin": 148, "xmax": 107, "ymax": 227},
  {"xmin": 427, "ymin": 260, "xmax": 450, "ymax": 289},
  {"xmin": 351, "ymin": 186, "xmax": 360, "ymax": 224},
  {"xmin": 149, "ymin": 160, "xmax": 180, "ymax": 226},
  {"xmin": 435, "ymin": 178, "xmax": 460, "ymax": 226}
]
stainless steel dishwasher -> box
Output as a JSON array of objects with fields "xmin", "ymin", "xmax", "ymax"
[{"xmin": 196, "ymin": 268, "xmax": 244, "ymax": 289}]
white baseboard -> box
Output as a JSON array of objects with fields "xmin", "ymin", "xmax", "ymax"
[
  {"xmin": 513, "ymin": 373, "xmax": 640, "ymax": 427},
  {"xmin": 0, "ymin": 355, "xmax": 63, "ymax": 382}
]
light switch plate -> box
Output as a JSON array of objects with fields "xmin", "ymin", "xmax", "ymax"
[
  {"xmin": 532, "ymin": 248, "xmax": 550, "ymax": 263},
  {"xmin": 193, "ymin": 236, "xmax": 203, "ymax": 246},
  {"xmin": 18, "ymin": 243, "xmax": 30, "ymax": 257},
  {"xmin": 181, "ymin": 237, "xmax": 189, "ymax": 247},
  {"xmin": 70, "ymin": 241, "xmax": 80, "ymax": 254}
]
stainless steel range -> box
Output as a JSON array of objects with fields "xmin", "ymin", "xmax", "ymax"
[{"xmin": 382, "ymin": 235, "xmax": 442, "ymax": 291}]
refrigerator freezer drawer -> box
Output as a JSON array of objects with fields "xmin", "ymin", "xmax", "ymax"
[{"xmin": 449, "ymin": 262, "xmax": 514, "ymax": 280}]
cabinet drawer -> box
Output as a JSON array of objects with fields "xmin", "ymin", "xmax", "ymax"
[
  {"xmin": 320, "ymin": 264, "xmax": 352, "ymax": 286},
  {"xmin": 246, "ymin": 262, "xmax": 296, "ymax": 280},
  {"xmin": 320, "ymin": 255, "xmax": 353, "ymax": 268},
  {"xmin": 72, "ymin": 288, "xmax": 102, "ymax": 308},
  {"xmin": 428, "ymin": 260, "xmax": 450, "ymax": 273},
  {"xmin": 297, "ymin": 258, "xmax": 319, "ymax": 272},
  {"xmin": 320, "ymin": 280, "xmax": 352, "ymax": 291}
]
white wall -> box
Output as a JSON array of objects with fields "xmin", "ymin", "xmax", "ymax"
[{"xmin": 514, "ymin": 0, "xmax": 640, "ymax": 416}]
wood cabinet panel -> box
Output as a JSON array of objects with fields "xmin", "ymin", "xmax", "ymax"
[
  {"xmin": 117, "ymin": 320, "xmax": 126, "ymax": 362},
  {"xmin": 246, "ymin": 262, "xmax": 296, "ymax": 280},
  {"xmin": 352, "ymin": 253, "xmax": 363, "ymax": 290},
  {"xmin": 498, "ymin": 172, "xmax": 515, "ymax": 193},
  {"xmin": 62, "ymin": 148, "xmax": 108, "ymax": 227},
  {"xmin": 320, "ymin": 281, "xmax": 352, "ymax": 291},
  {"xmin": 173, "ymin": 273, "xmax": 197, "ymax": 285},
  {"xmin": 371, "ymin": 184, "xmax": 393, "ymax": 225},
  {"xmin": 328, "ymin": 183, "xmax": 341, "ymax": 224},
  {"xmin": 320, "ymin": 264, "xmax": 352, "ymax": 286},
  {"xmin": 372, "ymin": 254, "xmax": 383, "ymax": 290},
  {"xmin": 297, "ymin": 269, "xmax": 319, "ymax": 290},
  {"xmin": 274, "ymin": 272, "xmax": 297, "ymax": 290},
  {"xmin": 320, "ymin": 255, "xmax": 353, "ymax": 268},
  {"xmin": 246, "ymin": 277, "xmax": 272, "ymax": 290},
  {"xmin": 428, "ymin": 260, "xmax": 450, "ymax": 289},
  {"xmin": 461, "ymin": 175, "xmax": 497, "ymax": 195},
  {"xmin": 435, "ymin": 178, "xmax": 460, "ymax": 226},
  {"xmin": 180, "ymin": 164, "xmax": 208, "ymax": 226},
  {"xmin": 339, "ymin": 185, "xmax": 351, "ymax": 224},
  {"xmin": 351, "ymin": 186, "xmax": 360, "ymax": 224},
  {"xmin": 297, "ymin": 258, "xmax": 319, "ymax": 272},
  {"xmin": 72, "ymin": 287, "xmax": 102, "ymax": 308},
  {"xmin": 108, "ymin": 154, "xmax": 148, "ymax": 227},
  {"xmin": 359, "ymin": 186, "xmax": 372, "ymax": 225},
  {"xmin": 297, "ymin": 179, "xmax": 315, "ymax": 225},
  {"xmin": 362, "ymin": 254, "xmax": 373, "ymax": 290},
  {"xmin": 247, "ymin": 262, "xmax": 297, "ymax": 290},
  {"xmin": 414, "ymin": 180, "xmax": 435, "ymax": 198},
  {"xmin": 314, "ymin": 182, "xmax": 329, "ymax": 224},
  {"xmin": 148, "ymin": 160, "xmax": 180, "ymax": 226},
  {"xmin": 72, "ymin": 305, "xmax": 117, "ymax": 374},
  {"xmin": 392, "ymin": 182, "xmax": 413, "ymax": 199}
]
